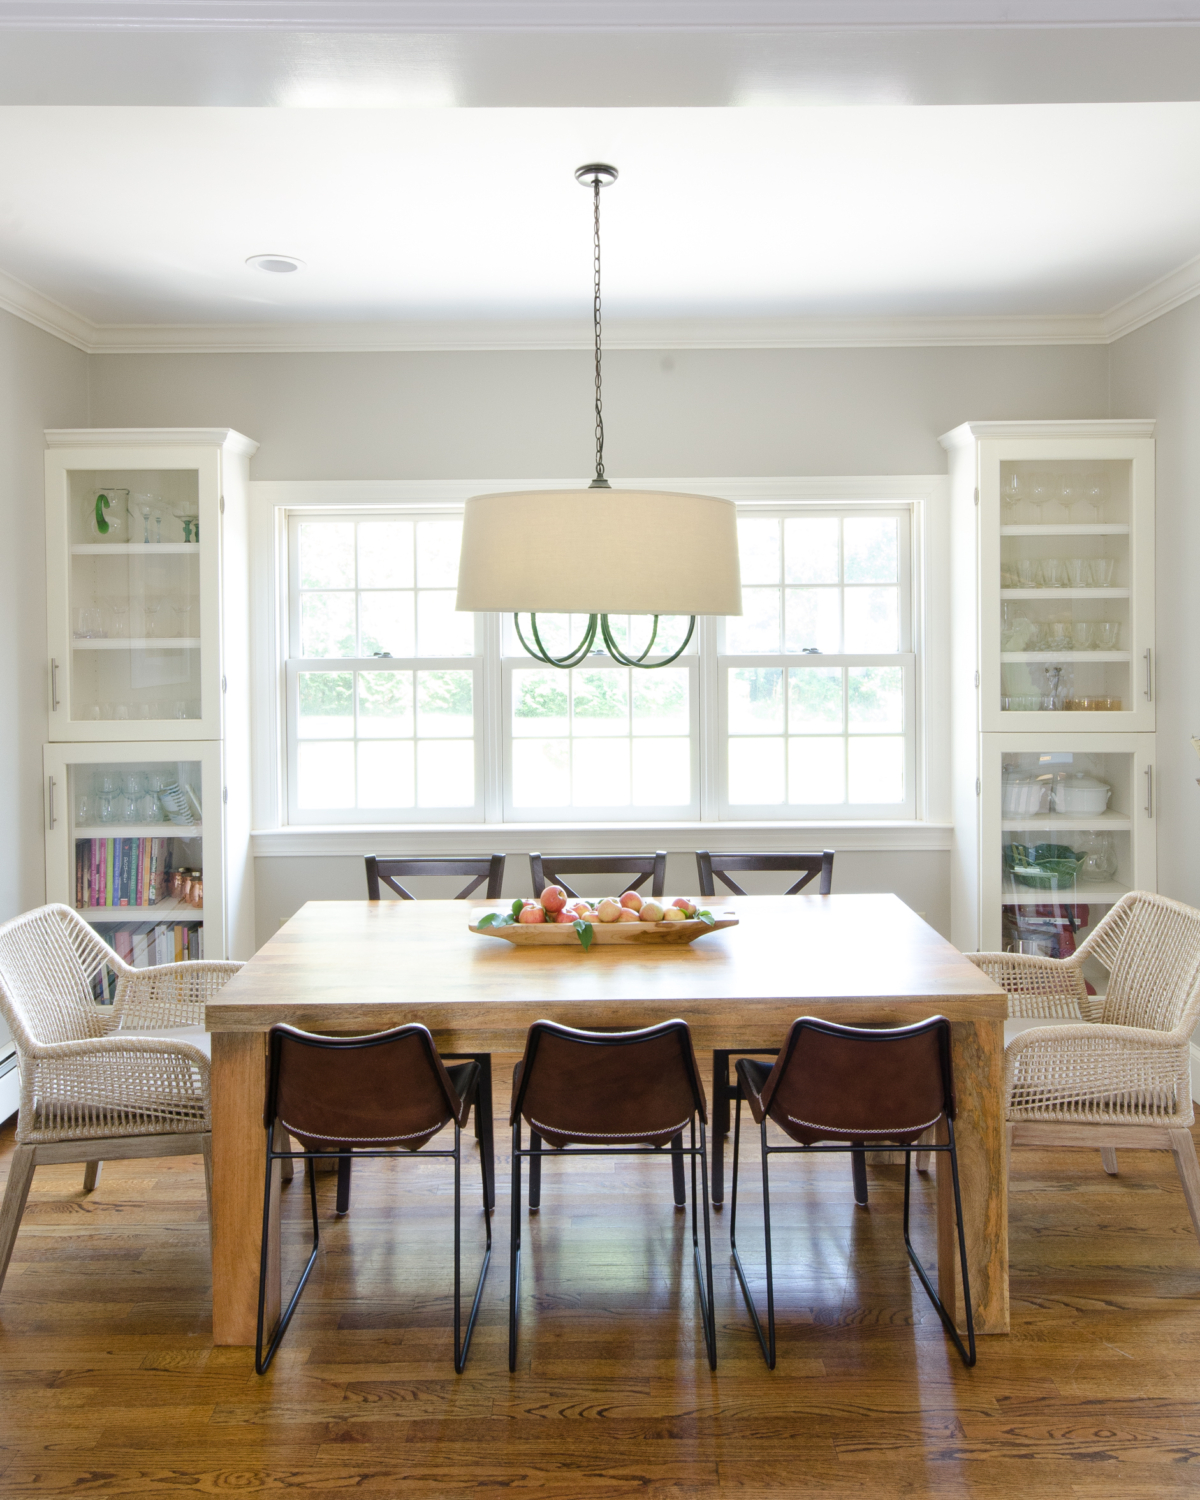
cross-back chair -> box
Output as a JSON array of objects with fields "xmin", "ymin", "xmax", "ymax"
[
  {"xmin": 365, "ymin": 854, "xmax": 506, "ymax": 902},
  {"xmin": 528, "ymin": 851, "xmax": 667, "ymax": 901}
]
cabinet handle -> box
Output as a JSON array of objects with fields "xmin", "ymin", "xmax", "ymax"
[
  {"xmin": 1145, "ymin": 765, "xmax": 1154, "ymax": 819},
  {"xmin": 50, "ymin": 658, "xmax": 60, "ymax": 712},
  {"xmin": 48, "ymin": 776, "xmax": 56, "ymax": 830},
  {"xmin": 1144, "ymin": 648, "xmax": 1153, "ymax": 702}
]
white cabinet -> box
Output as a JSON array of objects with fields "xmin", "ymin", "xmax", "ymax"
[
  {"xmin": 42, "ymin": 430, "xmax": 257, "ymax": 961},
  {"xmin": 942, "ymin": 421, "xmax": 1157, "ymax": 958}
]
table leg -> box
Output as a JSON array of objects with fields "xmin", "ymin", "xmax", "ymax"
[
  {"xmin": 212, "ymin": 1031, "xmax": 275, "ymax": 1346},
  {"xmin": 937, "ymin": 1017, "xmax": 1007, "ymax": 1337},
  {"xmin": 711, "ymin": 1050, "xmax": 730, "ymax": 1205}
]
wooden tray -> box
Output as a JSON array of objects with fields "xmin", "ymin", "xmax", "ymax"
[{"xmin": 469, "ymin": 916, "xmax": 738, "ymax": 947}]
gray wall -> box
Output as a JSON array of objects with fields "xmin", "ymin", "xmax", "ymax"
[
  {"xmin": 0, "ymin": 309, "xmax": 88, "ymax": 922},
  {"xmin": 1110, "ymin": 298, "xmax": 1200, "ymax": 911}
]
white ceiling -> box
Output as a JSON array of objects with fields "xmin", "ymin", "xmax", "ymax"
[{"xmin": 3, "ymin": 102, "xmax": 1200, "ymax": 350}]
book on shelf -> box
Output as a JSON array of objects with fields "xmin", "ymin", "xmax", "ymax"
[
  {"xmin": 93, "ymin": 919, "xmax": 204, "ymax": 971},
  {"xmin": 75, "ymin": 836, "xmax": 181, "ymax": 910}
]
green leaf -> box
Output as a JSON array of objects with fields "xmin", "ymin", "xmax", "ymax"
[
  {"xmin": 497, "ymin": 914, "xmax": 517, "ymax": 926},
  {"xmin": 696, "ymin": 910, "xmax": 716, "ymax": 926},
  {"xmin": 511, "ymin": 898, "xmax": 524, "ymax": 919},
  {"xmin": 477, "ymin": 912, "xmax": 498, "ymax": 929},
  {"xmin": 573, "ymin": 919, "xmax": 595, "ymax": 952}
]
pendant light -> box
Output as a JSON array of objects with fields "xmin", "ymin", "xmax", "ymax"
[{"xmin": 455, "ymin": 163, "xmax": 742, "ymax": 669}]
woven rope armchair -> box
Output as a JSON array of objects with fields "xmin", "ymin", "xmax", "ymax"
[
  {"xmin": 969, "ymin": 890, "xmax": 1200, "ymax": 1248},
  {"xmin": 0, "ymin": 903, "xmax": 242, "ymax": 1293}
]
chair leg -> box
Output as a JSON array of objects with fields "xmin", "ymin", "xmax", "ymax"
[
  {"xmin": 712, "ymin": 1050, "xmax": 731, "ymax": 1206},
  {"xmin": 280, "ymin": 1135, "xmax": 294, "ymax": 1185},
  {"xmin": 475, "ymin": 1057, "xmax": 495, "ymax": 1211},
  {"xmin": 336, "ymin": 1151, "xmax": 352, "ymax": 1215},
  {"xmin": 257, "ymin": 1128, "xmax": 320, "ymax": 1375},
  {"xmin": 0, "ymin": 1145, "xmax": 36, "ymax": 1294},
  {"xmin": 82, "ymin": 1160, "xmax": 102, "ymax": 1192},
  {"xmin": 690, "ymin": 1119, "xmax": 717, "ymax": 1369},
  {"xmin": 729, "ymin": 1101, "xmax": 776, "ymax": 1369},
  {"xmin": 1168, "ymin": 1128, "xmax": 1200, "ymax": 1247},
  {"xmin": 671, "ymin": 1132, "xmax": 686, "ymax": 1207},
  {"xmin": 851, "ymin": 1147, "xmax": 869, "ymax": 1207},
  {"xmin": 915, "ymin": 1126, "xmax": 933, "ymax": 1175},
  {"xmin": 453, "ymin": 1118, "xmax": 493, "ymax": 1374},
  {"xmin": 902, "ymin": 1132, "xmax": 976, "ymax": 1367},
  {"xmin": 201, "ymin": 1135, "xmax": 213, "ymax": 1239},
  {"xmin": 509, "ymin": 1117, "xmax": 523, "ymax": 1372},
  {"xmin": 1100, "ymin": 1147, "xmax": 1119, "ymax": 1177},
  {"xmin": 528, "ymin": 1130, "xmax": 542, "ymax": 1210}
]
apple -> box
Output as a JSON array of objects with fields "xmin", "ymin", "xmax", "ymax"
[
  {"xmin": 616, "ymin": 907, "xmax": 640, "ymax": 923},
  {"xmin": 671, "ymin": 898, "xmax": 697, "ymax": 918},
  {"xmin": 597, "ymin": 898, "xmax": 623, "ymax": 923},
  {"xmin": 639, "ymin": 901, "xmax": 665, "ymax": 923},
  {"xmin": 518, "ymin": 902, "xmax": 546, "ymax": 924},
  {"xmin": 662, "ymin": 906, "xmax": 686, "ymax": 922},
  {"xmin": 619, "ymin": 891, "xmax": 644, "ymax": 912},
  {"xmin": 540, "ymin": 885, "xmax": 568, "ymax": 914}
]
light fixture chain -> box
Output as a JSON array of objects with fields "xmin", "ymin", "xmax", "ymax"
[{"xmin": 593, "ymin": 172, "xmax": 605, "ymax": 485}]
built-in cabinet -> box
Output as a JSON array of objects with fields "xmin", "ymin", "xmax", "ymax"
[
  {"xmin": 43, "ymin": 429, "xmax": 257, "ymax": 963},
  {"xmin": 942, "ymin": 420, "xmax": 1156, "ymax": 958}
]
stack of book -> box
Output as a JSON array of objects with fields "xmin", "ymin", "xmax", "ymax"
[
  {"xmin": 109, "ymin": 922, "xmax": 204, "ymax": 967},
  {"xmin": 75, "ymin": 836, "xmax": 179, "ymax": 910}
]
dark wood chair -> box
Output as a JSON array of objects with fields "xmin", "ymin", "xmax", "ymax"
[
  {"xmin": 528, "ymin": 851, "xmax": 667, "ymax": 901},
  {"xmin": 355, "ymin": 854, "xmax": 503, "ymax": 1215},
  {"xmin": 256, "ymin": 1022, "xmax": 491, "ymax": 1374},
  {"xmin": 696, "ymin": 850, "xmax": 835, "ymax": 1207},
  {"xmin": 365, "ymin": 854, "xmax": 506, "ymax": 902},
  {"xmin": 508, "ymin": 1019, "xmax": 715, "ymax": 1372},
  {"xmin": 731, "ymin": 1015, "xmax": 975, "ymax": 1369}
]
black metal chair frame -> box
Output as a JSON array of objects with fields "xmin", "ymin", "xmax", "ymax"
[
  {"xmin": 365, "ymin": 854, "xmax": 506, "ymax": 902},
  {"xmin": 508, "ymin": 1025, "xmax": 716, "ymax": 1373},
  {"xmin": 360, "ymin": 854, "xmax": 502, "ymax": 1213},
  {"xmin": 528, "ymin": 851, "xmax": 667, "ymax": 901},
  {"xmin": 728, "ymin": 1022, "xmax": 976, "ymax": 1371},
  {"xmin": 698, "ymin": 850, "xmax": 836, "ymax": 1206},
  {"xmin": 255, "ymin": 1029, "xmax": 492, "ymax": 1376}
]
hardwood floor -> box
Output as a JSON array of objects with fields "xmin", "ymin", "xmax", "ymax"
[{"xmin": 0, "ymin": 1056, "xmax": 1198, "ymax": 1497}]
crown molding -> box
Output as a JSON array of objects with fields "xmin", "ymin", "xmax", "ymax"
[
  {"xmin": 6, "ymin": 259, "xmax": 1200, "ymax": 355},
  {"xmin": 3, "ymin": 2, "xmax": 1200, "ymax": 31}
]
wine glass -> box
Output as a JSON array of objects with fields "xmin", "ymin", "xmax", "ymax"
[
  {"xmin": 1001, "ymin": 470, "xmax": 1024, "ymax": 524},
  {"xmin": 1027, "ymin": 471, "xmax": 1052, "ymax": 525}
]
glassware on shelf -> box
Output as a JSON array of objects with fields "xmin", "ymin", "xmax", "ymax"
[
  {"xmin": 136, "ymin": 793, "xmax": 160, "ymax": 823},
  {"xmin": 129, "ymin": 492, "xmax": 161, "ymax": 545},
  {"xmin": 123, "ymin": 771, "xmax": 147, "ymax": 798},
  {"xmin": 1039, "ymin": 558, "xmax": 1066, "ymax": 588},
  {"xmin": 75, "ymin": 792, "xmax": 91, "ymax": 823},
  {"xmin": 98, "ymin": 791, "xmax": 117, "ymax": 823},
  {"xmin": 1094, "ymin": 621, "xmax": 1120, "ymax": 650},
  {"xmin": 1065, "ymin": 558, "xmax": 1090, "ymax": 588},
  {"xmin": 1077, "ymin": 470, "xmax": 1107, "ymax": 523},
  {"xmin": 1070, "ymin": 622, "xmax": 1093, "ymax": 651},
  {"xmin": 1044, "ymin": 622, "xmax": 1073, "ymax": 654},
  {"xmin": 84, "ymin": 487, "xmax": 129, "ymax": 543},
  {"xmin": 170, "ymin": 601, "xmax": 193, "ymax": 638},
  {"xmin": 1042, "ymin": 664, "xmax": 1067, "ymax": 711},
  {"xmin": 142, "ymin": 597, "xmax": 166, "ymax": 638},
  {"xmin": 1000, "ymin": 605, "xmax": 1034, "ymax": 652},
  {"xmin": 105, "ymin": 597, "xmax": 130, "ymax": 638},
  {"xmin": 1027, "ymin": 470, "xmax": 1053, "ymax": 524},
  {"xmin": 73, "ymin": 606, "xmax": 104, "ymax": 639},
  {"xmin": 1090, "ymin": 557, "xmax": 1116, "ymax": 587},
  {"xmin": 171, "ymin": 502, "xmax": 200, "ymax": 543},
  {"xmin": 1014, "ymin": 559, "xmax": 1037, "ymax": 587},
  {"xmin": 1080, "ymin": 833, "xmax": 1118, "ymax": 882},
  {"xmin": 1001, "ymin": 470, "xmax": 1024, "ymax": 524}
]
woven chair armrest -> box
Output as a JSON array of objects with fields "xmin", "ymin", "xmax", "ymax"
[
  {"xmin": 22, "ymin": 1033, "xmax": 210, "ymax": 1070},
  {"xmin": 969, "ymin": 951, "xmax": 1088, "ymax": 1019},
  {"xmin": 113, "ymin": 960, "xmax": 242, "ymax": 1030},
  {"xmin": 1005, "ymin": 1021, "xmax": 1191, "ymax": 1056}
]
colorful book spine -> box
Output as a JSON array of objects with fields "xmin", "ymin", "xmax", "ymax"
[
  {"xmin": 105, "ymin": 840, "xmax": 115, "ymax": 907},
  {"xmin": 148, "ymin": 839, "xmax": 161, "ymax": 906}
]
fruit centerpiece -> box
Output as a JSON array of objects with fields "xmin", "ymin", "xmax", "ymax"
[{"xmin": 470, "ymin": 886, "xmax": 737, "ymax": 948}]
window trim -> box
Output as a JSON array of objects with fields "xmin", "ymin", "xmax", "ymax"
[{"xmin": 248, "ymin": 476, "xmax": 948, "ymax": 838}]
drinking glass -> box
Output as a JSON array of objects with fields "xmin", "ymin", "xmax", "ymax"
[
  {"xmin": 143, "ymin": 598, "xmax": 166, "ymax": 638},
  {"xmin": 84, "ymin": 703, "xmax": 101, "ymax": 721},
  {"xmin": 1015, "ymin": 559, "xmax": 1037, "ymax": 587},
  {"xmin": 98, "ymin": 792, "xmax": 117, "ymax": 824},
  {"xmin": 1039, "ymin": 558, "xmax": 1066, "ymax": 588},
  {"xmin": 1070, "ymin": 622, "xmax": 1093, "ymax": 650},
  {"xmin": 75, "ymin": 793, "xmax": 91, "ymax": 824},
  {"xmin": 170, "ymin": 601, "xmax": 193, "ymax": 638},
  {"xmin": 73, "ymin": 606, "xmax": 103, "ymax": 639},
  {"xmin": 135, "ymin": 703, "xmax": 152, "ymax": 721},
  {"xmin": 173, "ymin": 700, "xmax": 189, "ymax": 719},
  {"xmin": 1045, "ymin": 623, "xmax": 1073, "ymax": 654},
  {"xmin": 1054, "ymin": 473, "xmax": 1081, "ymax": 523},
  {"xmin": 1080, "ymin": 470, "xmax": 1107, "ymax": 522},
  {"xmin": 106, "ymin": 598, "xmax": 130, "ymax": 638},
  {"xmin": 1001, "ymin": 470, "xmax": 1024, "ymax": 523},
  {"xmin": 1094, "ymin": 621, "xmax": 1120, "ymax": 649},
  {"xmin": 137, "ymin": 793, "xmax": 159, "ymax": 823},
  {"xmin": 113, "ymin": 703, "xmax": 129, "ymax": 721},
  {"xmin": 123, "ymin": 771, "xmax": 147, "ymax": 798},
  {"xmin": 1090, "ymin": 557, "xmax": 1115, "ymax": 587},
  {"xmin": 1065, "ymin": 558, "xmax": 1091, "ymax": 588},
  {"xmin": 130, "ymin": 492, "xmax": 158, "ymax": 545},
  {"xmin": 119, "ymin": 792, "xmax": 137, "ymax": 822},
  {"xmin": 1027, "ymin": 471, "xmax": 1053, "ymax": 524},
  {"xmin": 96, "ymin": 770, "xmax": 119, "ymax": 795}
]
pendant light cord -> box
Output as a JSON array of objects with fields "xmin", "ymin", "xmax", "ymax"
[{"xmin": 590, "ymin": 171, "xmax": 609, "ymax": 489}]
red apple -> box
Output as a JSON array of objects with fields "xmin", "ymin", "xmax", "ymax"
[
  {"xmin": 597, "ymin": 898, "xmax": 623, "ymax": 923},
  {"xmin": 639, "ymin": 901, "xmax": 665, "ymax": 923},
  {"xmin": 619, "ymin": 890, "xmax": 643, "ymax": 912},
  {"xmin": 540, "ymin": 885, "xmax": 568, "ymax": 914},
  {"xmin": 671, "ymin": 898, "xmax": 697, "ymax": 917},
  {"xmin": 518, "ymin": 902, "xmax": 546, "ymax": 924},
  {"xmin": 616, "ymin": 908, "xmax": 640, "ymax": 923}
]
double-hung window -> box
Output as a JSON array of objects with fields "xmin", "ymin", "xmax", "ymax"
[{"xmin": 281, "ymin": 493, "xmax": 917, "ymax": 825}]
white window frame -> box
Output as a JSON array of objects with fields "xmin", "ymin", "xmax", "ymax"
[{"xmin": 250, "ymin": 477, "xmax": 946, "ymax": 844}]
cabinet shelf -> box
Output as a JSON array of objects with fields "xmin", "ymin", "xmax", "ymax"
[
  {"xmin": 71, "ymin": 638, "xmax": 199, "ymax": 651},
  {"xmin": 74, "ymin": 824, "xmax": 202, "ymax": 838},
  {"xmin": 1001, "ymin": 651, "xmax": 1130, "ymax": 663},
  {"xmin": 1000, "ymin": 524, "xmax": 1130, "ymax": 537},
  {"xmin": 71, "ymin": 543, "xmax": 199, "ymax": 556},
  {"xmin": 1001, "ymin": 881, "xmax": 1130, "ymax": 906},
  {"xmin": 78, "ymin": 898, "xmax": 203, "ymax": 923},
  {"xmin": 1000, "ymin": 588, "xmax": 1130, "ymax": 601},
  {"xmin": 1002, "ymin": 813, "xmax": 1131, "ymax": 832}
]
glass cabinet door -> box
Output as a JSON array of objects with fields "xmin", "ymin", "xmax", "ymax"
[
  {"xmin": 46, "ymin": 448, "xmax": 221, "ymax": 741},
  {"xmin": 980, "ymin": 736, "xmax": 1156, "ymax": 974},
  {"xmin": 980, "ymin": 439, "xmax": 1154, "ymax": 733},
  {"xmin": 44, "ymin": 741, "xmax": 225, "ymax": 964}
]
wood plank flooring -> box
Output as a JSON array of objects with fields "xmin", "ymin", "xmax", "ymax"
[{"xmin": 0, "ymin": 1054, "xmax": 1198, "ymax": 1497}]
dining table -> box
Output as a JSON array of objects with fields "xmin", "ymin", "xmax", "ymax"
[{"xmin": 205, "ymin": 892, "xmax": 1009, "ymax": 1346}]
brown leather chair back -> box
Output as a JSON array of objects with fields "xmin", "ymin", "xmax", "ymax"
[
  {"xmin": 266, "ymin": 1023, "xmax": 471, "ymax": 1153},
  {"xmin": 511, "ymin": 1019, "xmax": 707, "ymax": 1149},
  {"xmin": 752, "ymin": 1015, "xmax": 953, "ymax": 1147}
]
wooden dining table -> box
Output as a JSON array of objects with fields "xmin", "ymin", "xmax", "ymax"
[{"xmin": 205, "ymin": 892, "xmax": 1009, "ymax": 1346}]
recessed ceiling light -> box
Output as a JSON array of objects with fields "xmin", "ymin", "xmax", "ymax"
[{"xmin": 247, "ymin": 254, "xmax": 304, "ymax": 274}]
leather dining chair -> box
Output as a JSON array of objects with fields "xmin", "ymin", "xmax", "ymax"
[
  {"xmin": 730, "ymin": 1014, "xmax": 975, "ymax": 1370},
  {"xmin": 508, "ymin": 1019, "xmax": 716, "ymax": 1371},
  {"xmin": 256, "ymin": 1022, "xmax": 492, "ymax": 1375},
  {"xmin": 528, "ymin": 851, "xmax": 667, "ymax": 901},
  {"xmin": 695, "ymin": 850, "xmax": 836, "ymax": 1206},
  {"xmin": 358, "ymin": 855, "xmax": 503, "ymax": 1217}
]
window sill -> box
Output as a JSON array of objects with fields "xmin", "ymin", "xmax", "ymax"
[{"xmin": 251, "ymin": 820, "xmax": 952, "ymax": 858}]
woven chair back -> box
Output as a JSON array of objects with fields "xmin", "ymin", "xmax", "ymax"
[
  {"xmin": 1086, "ymin": 892, "xmax": 1200, "ymax": 1035},
  {"xmin": 0, "ymin": 904, "xmax": 114, "ymax": 1049}
]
